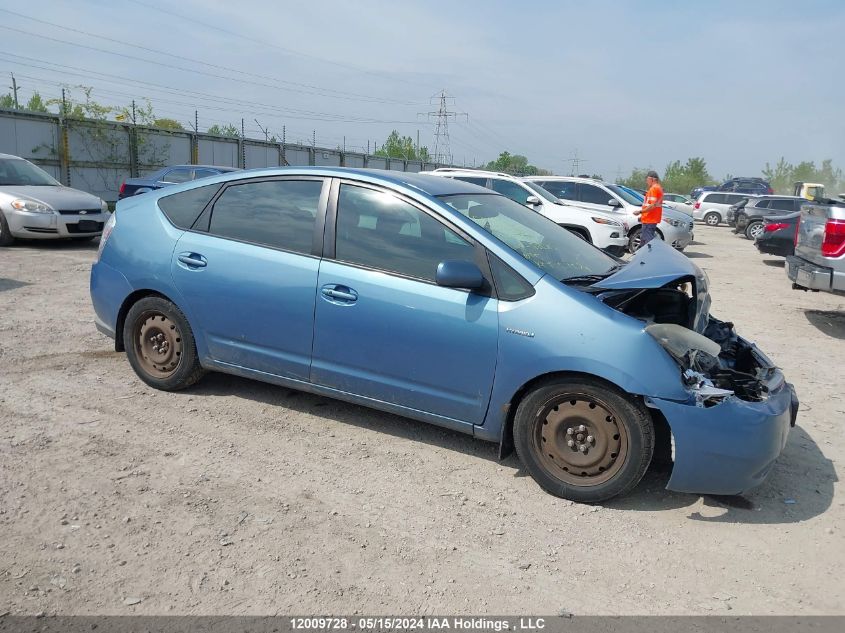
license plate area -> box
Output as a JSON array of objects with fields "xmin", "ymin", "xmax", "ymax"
[{"xmin": 76, "ymin": 220, "xmax": 99, "ymax": 232}]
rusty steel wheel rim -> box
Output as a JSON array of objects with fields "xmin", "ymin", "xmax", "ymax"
[
  {"xmin": 533, "ymin": 395, "xmax": 629, "ymax": 487},
  {"xmin": 134, "ymin": 311, "xmax": 183, "ymax": 379}
]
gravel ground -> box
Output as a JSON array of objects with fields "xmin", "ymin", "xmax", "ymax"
[{"xmin": 0, "ymin": 224, "xmax": 843, "ymax": 616}]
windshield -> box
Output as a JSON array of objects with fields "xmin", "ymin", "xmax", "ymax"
[
  {"xmin": 607, "ymin": 184, "xmax": 642, "ymax": 205},
  {"xmin": 0, "ymin": 158, "xmax": 61, "ymax": 186},
  {"xmin": 438, "ymin": 193, "xmax": 617, "ymax": 280},
  {"xmin": 523, "ymin": 180, "xmax": 559, "ymax": 203}
]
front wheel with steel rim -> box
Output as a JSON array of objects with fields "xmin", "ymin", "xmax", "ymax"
[
  {"xmin": 513, "ymin": 376, "xmax": 654, "ymax": 503},
  {"xmin": 745, "ymin": 220, "xmax": 765, "ymax": 240},
  {"xmin": 123, "ymin": 296, "xmax": 205, "ymax": 391},
  {"xmin": 704, "ymin": 212, "xmax": 721, "ymax": 226}
]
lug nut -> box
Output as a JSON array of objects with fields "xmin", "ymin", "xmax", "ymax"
[
  {"xmin": 578, "ymin": 425, "xmax": 586, "ymax": 432},
  {"xmin": 579, "ymin": 445, "xmax": 588, "ymax": 453},
  {"xmin": 567, "ymin": 439, "xmax": 575, "ymax": 448},
  {"xmin": 566, "ymin": 428, "xmax": 574, "ymax": 436},
  {"xmin": 587, "ymin": 435, "xmax": 594, "ymax": 443}
]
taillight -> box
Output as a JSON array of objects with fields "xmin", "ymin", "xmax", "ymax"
[
  {"xmin": 119, "ymin": 180, "xmax": 126, "ymax": 196},
  {"xmin": 767, "ymin": 187, "xmax": 773, "ymax": 194},
  {"xmin": 694, "ymin": 201, "xmax": 701, "ymax": 209},
  {"xmin": 96, "ymin": 212, "xmax": 116, "ymax": 262},
  {"xmin": 765, "ymin": 222, "xmax": 789, "ymax": 232},
  {"xmin": 821, "ymin": 218, "xmax": 845, "ymax": 257}
]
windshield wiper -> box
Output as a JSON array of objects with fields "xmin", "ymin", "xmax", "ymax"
[{"xmin": 562, "ymin": 264, "xmax": 623, "ymax": 284}]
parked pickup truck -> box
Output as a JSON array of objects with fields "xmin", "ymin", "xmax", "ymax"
[{"xmin": 786, "ymin": 198, "xmax": 845, "ymax": 296}]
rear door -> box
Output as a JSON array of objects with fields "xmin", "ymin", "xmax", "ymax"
[
  {"xmin": 576, "ymin": 182, "xmax": 615, "ymax": 214},
  {"xmin": 311, "ymin": 180, "xmax": 499, "ymax": 425},
  {"xmin": 171, "ymin": 176, "xmax": 328, "ymax": 380}
]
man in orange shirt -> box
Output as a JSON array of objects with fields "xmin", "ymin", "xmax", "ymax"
[{"xmin": 634, "ymin": 170, "xmax": 663, "ymax": 249}]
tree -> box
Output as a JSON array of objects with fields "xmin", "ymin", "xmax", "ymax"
[
  {"xmin": 374, "ymin": 130, "xmax": 430, "ymax": 161},
  {"xmin": 25, "ymin": 92, "xmax": 48, "ymax": 113},
  {"xmin": 762, "ymin": 157, "xmax": 843, "ymax": 194},
  {"xmin": 483, "ymin": 151, "xmax": 550, "ymax": 176},
  {"xmin": 207, "ymin": 123, "xmax": 240, "ymax": 137},
  {"xmin": 46, "ymin": 86, "xmax": 112, "ymax": 120},
  {"xmin": 620, "ymin": 157, "xmax": 715, "ymax": 194},
  {"xmin": 153, "ymin": 118, "xmax": 184, "ymax": 131},
  {"xmin": 0, "ymin": 93, "xmax": 15, "ymax": 108}
]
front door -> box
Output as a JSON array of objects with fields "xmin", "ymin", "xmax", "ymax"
[{"xmin": 310, "ymin": 182, "xmax": 499, "ymax": 425}]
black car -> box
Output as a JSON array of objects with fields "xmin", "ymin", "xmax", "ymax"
[
  {"xmin": 733, "ymin": 196, "xmax": 805, "ymax": 239},
  {"xmin": 755, "ymin": 212, "xmax": 799, "ymax": 257},
  {"xmin": 717, "ymin": 177, "xmax": 773, "ymax": 195},
  {"xmin": 118, "ymin": 165, "xmax": 240, "ymax": 199}
]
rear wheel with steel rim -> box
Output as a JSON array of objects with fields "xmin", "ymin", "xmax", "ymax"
[
  {"xmin": 745, "ymin": 220, "xmax": 765, "ymax": 240},
  {"xmin": 704, "ymin": 212, "xmax": 721, "ymax": 226},
  {"xmin": 123, "ymin": 296, "xmax": 205, "ymax": 390},
  {"xmin": 628, "ymin": 226, "xmax": 664, "ymax": 253},
  {"xmin": 513, "ymin": 376, "xmax": 654, "ymax": 503}
]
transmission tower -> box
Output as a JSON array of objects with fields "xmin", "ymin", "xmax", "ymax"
[
  {"xmin": 419, "ymin": 90, "xmax": 467, "ymax": 165},
  {"xmin": 563, "ymin": 149, "xmax": 588, "ymax": 176}
]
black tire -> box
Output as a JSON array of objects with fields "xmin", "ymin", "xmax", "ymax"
[
  {"xmin": 123, "ymin": 296, "xmax": 205, "ymax": 391},
  {"xmin": 0, "ymin": 212, "xmax": 15, "ymax": 246},
  {"xmin": 703, "ymin": 212, "xmax": 720, "ymax": 226},
  {"xmin": 745, "ymin": 220, "xmax": 765, "ymax": 240},
  {"xmin": 70, "ymin": 235, "xmax": 97, "ymax": 242},
  {"xmin": 627, "ymin": 227, "xmax": 641, "ymax": 253},
  {"xmin": 564, "ymin": 227, "xmax": 591, "ymax": 243},
  {"xmin": 513, "ymin": 376, "xmax": 654, "ymax": 503}
]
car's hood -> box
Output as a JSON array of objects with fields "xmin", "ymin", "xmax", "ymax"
[
  {"xmin": 0, "ymin": 185, "xmax": 102, "ymax": 210},
  {"xmin": 591, "ymin": 239, "xmax": 711, "ymax": 332}
]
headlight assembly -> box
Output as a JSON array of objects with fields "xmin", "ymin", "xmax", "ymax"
[
  {"xmin": 591, "ymin": 216, "xmax": 621, "ymax": 226},
  {"xmin": 11, "ymin": 199, "xmax": 53, "ymax": 214}
]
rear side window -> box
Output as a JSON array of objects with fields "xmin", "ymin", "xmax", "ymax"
[
  {"xmin": 161, "ymin": 168, "xmax": 193, "ymax": 184},
  {"xmin": 770, "ymin": 199, "xmax": 795, "ymax": 211},
  {"xmin": 704, "ymin": 193, "xmax": 726, "ymax": 204},
  {"xmin": 754, "ymin": 199, "xmax": 771, "ymax": 209},
  {"xmin": 725, "ymin": 194, "xmax": 747, "ymax": 204},
  {"xmin": 208, "ymin": 179, "xmax": 322, "ymax": 254},
  {"xmin": 157, "ymin": 183, "xmax": 220, "ymax": 229}
]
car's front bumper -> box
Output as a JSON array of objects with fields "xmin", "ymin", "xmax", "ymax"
[
  {"xmin": 786, "ymin": 255, "xmax": 845, "ymax": 293},
  {"xmin": 648, "ymin": 378, "xmax": 797, "ymax": 495},
  {"xmin": 6, "ymin": 209, "xmax": 108, "ymax": 239}
]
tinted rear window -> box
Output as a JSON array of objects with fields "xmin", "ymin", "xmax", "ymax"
[{"xmin": 157, "ymin": 184, "xmax": 220, "ymax": 229}]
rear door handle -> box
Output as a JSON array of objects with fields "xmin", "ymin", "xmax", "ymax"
[{"xmin": 177, "ymin": 252, "xmax": 207, "ymax": 268}]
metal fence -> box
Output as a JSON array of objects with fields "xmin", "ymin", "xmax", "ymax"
[{"xmin": 0, "ymin": 108, "xmax": 449, "ymax": 202}]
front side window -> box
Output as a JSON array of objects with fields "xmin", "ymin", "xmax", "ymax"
[
  {"xmin": 194, "ymin": 168, "xmax": 220, "ymax": 180},
  {"xmin": 335, "ymin": 184, "xmax": 476, "ymax": 282},
  {"xmin": 439, "ymin": 193, "xmax": 616, "ymax": 281},
  {"xmin": 207, "ymin": 179, "xmax": 322, "ymax": 253},
  {"xmin": 491, "ymin": 179, "xmax": 530, "ymax": 205},
  {"xmin": 579, "ymin": 184, "xmax": 613, "ymax": 206},
  {"xmin": 537, "ymin": 180, "xmax": 577, "ymax": 201}
]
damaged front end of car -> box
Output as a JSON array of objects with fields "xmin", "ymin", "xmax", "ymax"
[{"xmin": 590, "ymin": 241, "xmax": 798, "ymax": 495}]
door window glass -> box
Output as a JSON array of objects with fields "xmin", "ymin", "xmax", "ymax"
[
  {"xmin": 537, "ymin": 180, "xmax": 577, "ymax": 200},
  {"xmin": 335, "ymin": 184, "xmax": 475, "ymax": 282},
  {"xmin": 579, "ymin": 184, "xmax": 613, "ymax": 206},
  {"xmin": 161, "ymin": 168, "xmax": 193, "ymax": 184},
  {"xmin": 490, "ymin": 179, "xmax": 530, "ymax": 205},
  {"xmin": 208, "ymin": 179, "xmax": 322, "ymax": 254}
]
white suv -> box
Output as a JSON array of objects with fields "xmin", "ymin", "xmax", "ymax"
[
  {"xmin": 525, "ymin": 176, "xmax": 694, "ymax": 252},
  {"xmin": 420, "ymin": 169, "xmax": 629, "ymax": 256}
]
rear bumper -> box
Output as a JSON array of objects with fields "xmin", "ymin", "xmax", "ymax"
[
  {"xmin": 786, "ymin": 255, "xmax": 845, "ymax": 293},
  {"xmin": 756, "ymin": 237, "xmax": 793, "ymax": 257},
  {"xmin": 90, "ymin": 259, "xmax": 133, "ymax": 344},
  {"xmin": 649, "ymin": 379, "xmax": 797, "ymax": 495}
]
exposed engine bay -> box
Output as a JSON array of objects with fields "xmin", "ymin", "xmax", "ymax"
[{"xmin": 599, "ymin": 281, "xmax": 777, "ymax": 406}]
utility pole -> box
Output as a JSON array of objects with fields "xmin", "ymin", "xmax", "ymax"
[
  {"xmin": 312, "ymin": 130, "xmax": 316, "ymax": 148},
  {"xmin": 563, "ymin": 149, "xmax": 587, "ymax": 176},
  {"xmin": 254, "ymin": 118, "xmax": 269, "ymax": 142},
  {"xmin": 419, "ymin": 90, "xmax": 467, "ymax": 165},
  {"xmin": 131, "ymin": 100, "xmax": 137, "ymax": 125},
  {"xmin": 240, "ymin": 118, "xmax": 246, "ymax": 169},
  {"xmin": 9, "ymin": 73, "xmax": 19, "ymax": 109}
]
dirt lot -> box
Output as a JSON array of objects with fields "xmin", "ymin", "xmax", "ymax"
[{"xmin": 0, "ymin": 224, "xmax": 843, "ymax": 616}]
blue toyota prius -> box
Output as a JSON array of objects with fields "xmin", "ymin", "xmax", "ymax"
[{"xmin": 90, "ymin": 168, "xmax": 798, "ymax": 502}]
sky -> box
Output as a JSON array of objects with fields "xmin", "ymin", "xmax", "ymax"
[{"xmin": 1, "ymin": 0, "xmax": 843, "ymax": 182}]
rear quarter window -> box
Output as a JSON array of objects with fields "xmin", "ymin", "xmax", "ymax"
[{"xmin": 157, "ymin": 184, "xmax": 220, "ymax": 229}]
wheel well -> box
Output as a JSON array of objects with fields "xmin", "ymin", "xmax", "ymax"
[
  {"xmin": 113, "ymin": 289, "xmax": 173, "ymax": 352},
  {"xmin": 498, "ymin": 370, "xmax": 666, "ymax": 467},
  {"xmin": 560, "ymin": 225, "xmax": 591, "ymax": 243}
]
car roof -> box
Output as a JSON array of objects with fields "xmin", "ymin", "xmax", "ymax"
[
  {"xmin": 160, "ymin": 164, "xmax": 240, "ymax": 171},
  {"xmin": 0, "ymin": 153, "xmax": 28, "ymax": 160}
]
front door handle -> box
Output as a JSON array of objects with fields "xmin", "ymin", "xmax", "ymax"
[
  {"xmin": 320, "ymin": 284, "xmax": 358, "ymax": 304},
  {"xmin": 177, "ymin": 252, "xmax": 207, "ymax": 268}
]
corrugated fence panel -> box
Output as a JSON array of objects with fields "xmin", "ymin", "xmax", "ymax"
[
  {"xmin": 140, "ymin": 130, "xmax": 191, "ymax": 167},
  {"xmin": 315, "ymin": 150, "xmax": 341, "ymax": 166},
  {"xmin": 0, "ymin": 112, "xmax": 59, "ymax": 160},
  {"xmin": 367, "ymin": 156, "xmax": 388, "ymax": 170},
  {"xmin": 245, "ymin": 143, "xmax": 280, "ymax": 169},
  {"xmin": 284, "ymin": 147, "xmax": 310, "ymax": 166},
  {"xmin": 405, "ymin": 161, "xmax": 422, "ymax": 173},
  {"xmin": 344, "ymin": 154, "xmax": 365, "ymax": 168},
  {"xmin": 198, "ymin": 138, "xmax": 238, "ymax": 167},
  {"xmin": 69, "ymin": 166, "xmax": 124, "ymax": 202},
  {"xmin": 67, "ymin": 121, "xmax": 130, "ymax": 165},
  {"xmin": 388, "ymin": 159, "xmax": 405, "ymax": 171}
]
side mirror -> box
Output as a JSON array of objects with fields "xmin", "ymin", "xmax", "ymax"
[
  {"xmin": 525, "ymin": 195, "xmax": 541, "ymax": 206},
  {"xmin": 608, "ymin": 198, "xmax": 623, "ymax": 207},
  {"xmin": 436, "ymin": 260, "xmax": 485, "ymax": 290}
]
